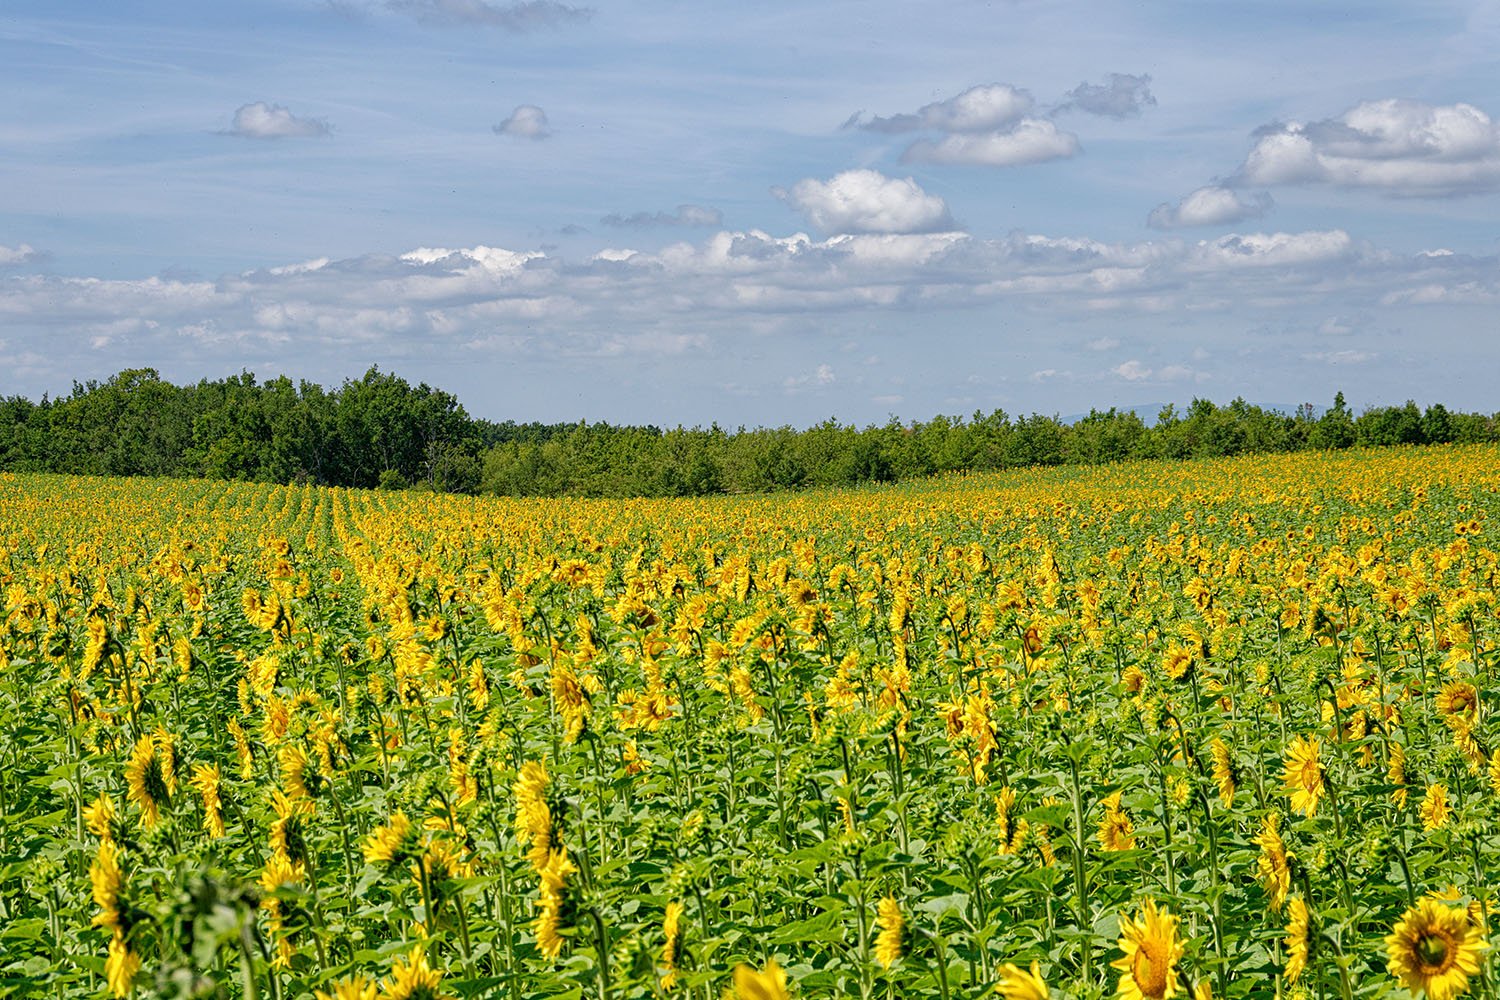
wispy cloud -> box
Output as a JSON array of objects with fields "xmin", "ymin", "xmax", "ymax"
[
  {"xmin": 384, "ymin": 0, "xmax": 592, "ymax": 29},
  {"xmin": 1057, "ymin": 73, "xmax": 1156, "ymax": 118},
  {"xmin": 600, "ymin": 204, "xmax": 722, "ymax": 229}
]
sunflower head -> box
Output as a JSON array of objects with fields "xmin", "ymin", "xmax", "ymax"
[
  {"xmin": 874, "ymin": 895, "xmax": 905, "ymax": 968},
  {"xmin": 998, "ymin": 960, "xmax": 1049, "ymax": 1000},
  {"xmin": 1112, "ymin": 898, "xmax": 1184, "ymax": 1000},
  {"xmin": 1386, "ymin": 899, "xmax": 1488, "ymax": 1000}
]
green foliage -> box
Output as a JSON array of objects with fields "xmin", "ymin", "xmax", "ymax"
[{"xmin": 3, "ymin": 374, "xmax": 1499, "ymax": 498}]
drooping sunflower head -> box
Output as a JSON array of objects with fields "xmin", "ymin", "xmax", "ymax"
[
  {"xmin": 1386, "ymin": 899, "xmax": 1487, "ymax": 1000},
  {"xmin": 1112, "ymin": 898, "xmax": 1184, "ymax": 1000}
]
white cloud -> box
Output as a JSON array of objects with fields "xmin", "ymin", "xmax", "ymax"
[
  {"xmin": 0, "ymin": 243, "xmax": 39, "ymax": 266},
  {"xmin": 1061, "ymin": 73, "xmax": 1156, "ymax": 118},
  {"xmin": 601, "ymin": 204, "xmax": 723, "ymax": 229},
  {"xmin": 1148, "ymin": 186, "xmax": 1273, "ymax": 229},
  {"xmin": 0, "ymin": 226, "xmax": 1491, "ymax": 382},
  {"xmin": 494, "ymin": 105, "xmax": 550, "ymax": 139},
  {"xmin": 227, "ymin": 102, "xmax": 329, "ymax": 139},
  {"xmin": 1086, "ymin": 336, "xmax": 1120, "ymax": 351},
  {"xmin": 1237, "ymin": 99, "xmax": 1500, "ymax": 196},
  {"xmin": 902, "ymin": 118, "xmax": 1079, "ymax": 166},
  {"xmin": 773, "ymin": 169, "xmax": 958, "ymax": 235},
  {"xmin": 855, "ymin": 84, "xmax": 1033, "ymax": 134},
  {"xmin": 783, "ymin": 363, "xmax": 836, "ymax": 390},
  {"xmin": 1189, "ymin": 230, "xmax": 1355, "ymax": 269}
]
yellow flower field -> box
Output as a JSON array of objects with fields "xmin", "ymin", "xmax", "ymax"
[{"xmin": 1, "ymin": 444, "xmax": 1498, "ymax": 999}]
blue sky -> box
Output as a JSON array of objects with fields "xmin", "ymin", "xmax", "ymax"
[{"xmin": 2, "ymin": 0, "xmax": 1499, "ymax": 426}]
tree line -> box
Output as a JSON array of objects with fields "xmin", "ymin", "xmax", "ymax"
[{"xmin": 1, "ymin": 369, "xmax": 1495, "ymax": 497}]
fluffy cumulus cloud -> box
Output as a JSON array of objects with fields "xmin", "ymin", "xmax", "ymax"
[
  {"xmin": 903, "ymin": 119, "xmax": 1080, "ymax": 166},
  {"xmin": 1060, "ymin": 73, "xmax": 1157, "ymax": 118},
  {"xmin": 381, "ymin": 0, "xmax": 591, "ymax": 28},
  {"xmin": 1148, "ymin": 186, "xmax": 1274, "ymax": 229},
  {"xmin": 854, "ymin": 84, "xmax": 1079, "ymax": 168},
  {"xmin": 601, "ymin": 204, "xmax": 723, "ymax": 229},
  {"xmin": 1237, "ymin": 99, "xmax": 1500, "ymax": 196},
  {"xmin": 227, "ymin": 102, "xmax": 330, "ymax": 139},
  {"xmin": 773, "ymin": 169, "xmax": 958, "ymax": 235},
  {"xmin": 494, "ymin": 105, "xmax": 551, "ymax": 139}
]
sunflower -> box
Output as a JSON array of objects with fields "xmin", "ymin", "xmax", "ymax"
[
  {"xmin": 1436, "ymin": 681, "xmax": 1477, "ymax": 720},
  {"xmin": 1282, "ymin": 735, "xmax": 1324, "ymax": 817},
  {"xmin": 534, "ymin": 849, "xmax": 578, "ymax": 960},
  {"xmin": 380, "ymin": 947, "xmax": 450, "ymax": 1000},
  {"xmin": 192, "ymin": 763, "xmax": 224, "ymax": 839},
  {"xmin": 661, "ymin": 901, "xmax": 683, "ymax": 989},
  {"xmin": 124, "ymin": 734, "xmax": 171, "ymax": 829},
  {"xmin": 105, "ymin": 932, "xmax": 141, "ymax": 998},
  {"xmin": 364, "ymin": 810, "xmax": 421, "ymax": 870},
  {"xmin": 1420, "ymin": 784, "xmax": 1451, "ymax": 831},
  {"xmin": 315, "ymin": 975, "xmax": 379, "ymax": 1000},
  {"xmin": 84, "ymin": 793, "xmax": 117, "ymax": 844},
  {"xmin": 1099, "ymin": 791, "xmax": 1138, "ymax": 852},
  {"xmin": 1254, "ymin": 813, "xmax": 1294, "ymax": 914},
  {"xmin": 1386, "ymin": 899, "xmax": 1487, "ymax": 1000},
  {"xmin": 1284, "ymin": 897, "xmax": 1312, "ymax": 982},
  {"xmin": 1390, "ymin": 742, "xmax": 1410, "ymax": 807},
  {"xmin": 90, "ymin": 839, "xmax": 127, "ymax": 933},
  {"xmin": 1210, "ymin": 737, "xmax": 1238, "ymax": 807},
  {"xmin": 734, "ymin": 961, "xmax": 789, "ymax": 1000},
  {"xmin": 1112, "ymin": 898, "xmax": 1184, "ymax": 1000},
  {"xmin": 874, "ymin": 895, "xmax": 904, "ymax": 967},
  {"xmin": 998, "ymin": 960, "xmax": 1049, "ymax": 1000},
  {"xmin": 513, "ymin": 760, "xmax": 553, "ymax": 872}
]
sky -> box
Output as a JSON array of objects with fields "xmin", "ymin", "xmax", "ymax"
[{"xmin": 2, "ymin": 1, "xmax": 1499, "ymax": 427}]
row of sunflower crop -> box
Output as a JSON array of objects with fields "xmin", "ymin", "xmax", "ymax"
[{"xmin": 0, "ymin": 445, "xmax": 1497, "ymax": 1000}]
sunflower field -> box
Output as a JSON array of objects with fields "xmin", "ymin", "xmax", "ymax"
[{"xmin": 2, "ymin": 444, "xmax": 1500, "ymax": 1000}]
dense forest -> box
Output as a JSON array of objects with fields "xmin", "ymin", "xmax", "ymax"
[{"xmin": 1, "ymin": 367, "xmax": 1496, "ymax": 496}]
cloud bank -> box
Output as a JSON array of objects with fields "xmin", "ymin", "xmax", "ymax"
[{"xmin": 2, "ymin": 225, "xmax": 1490, "ymax": 383}]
